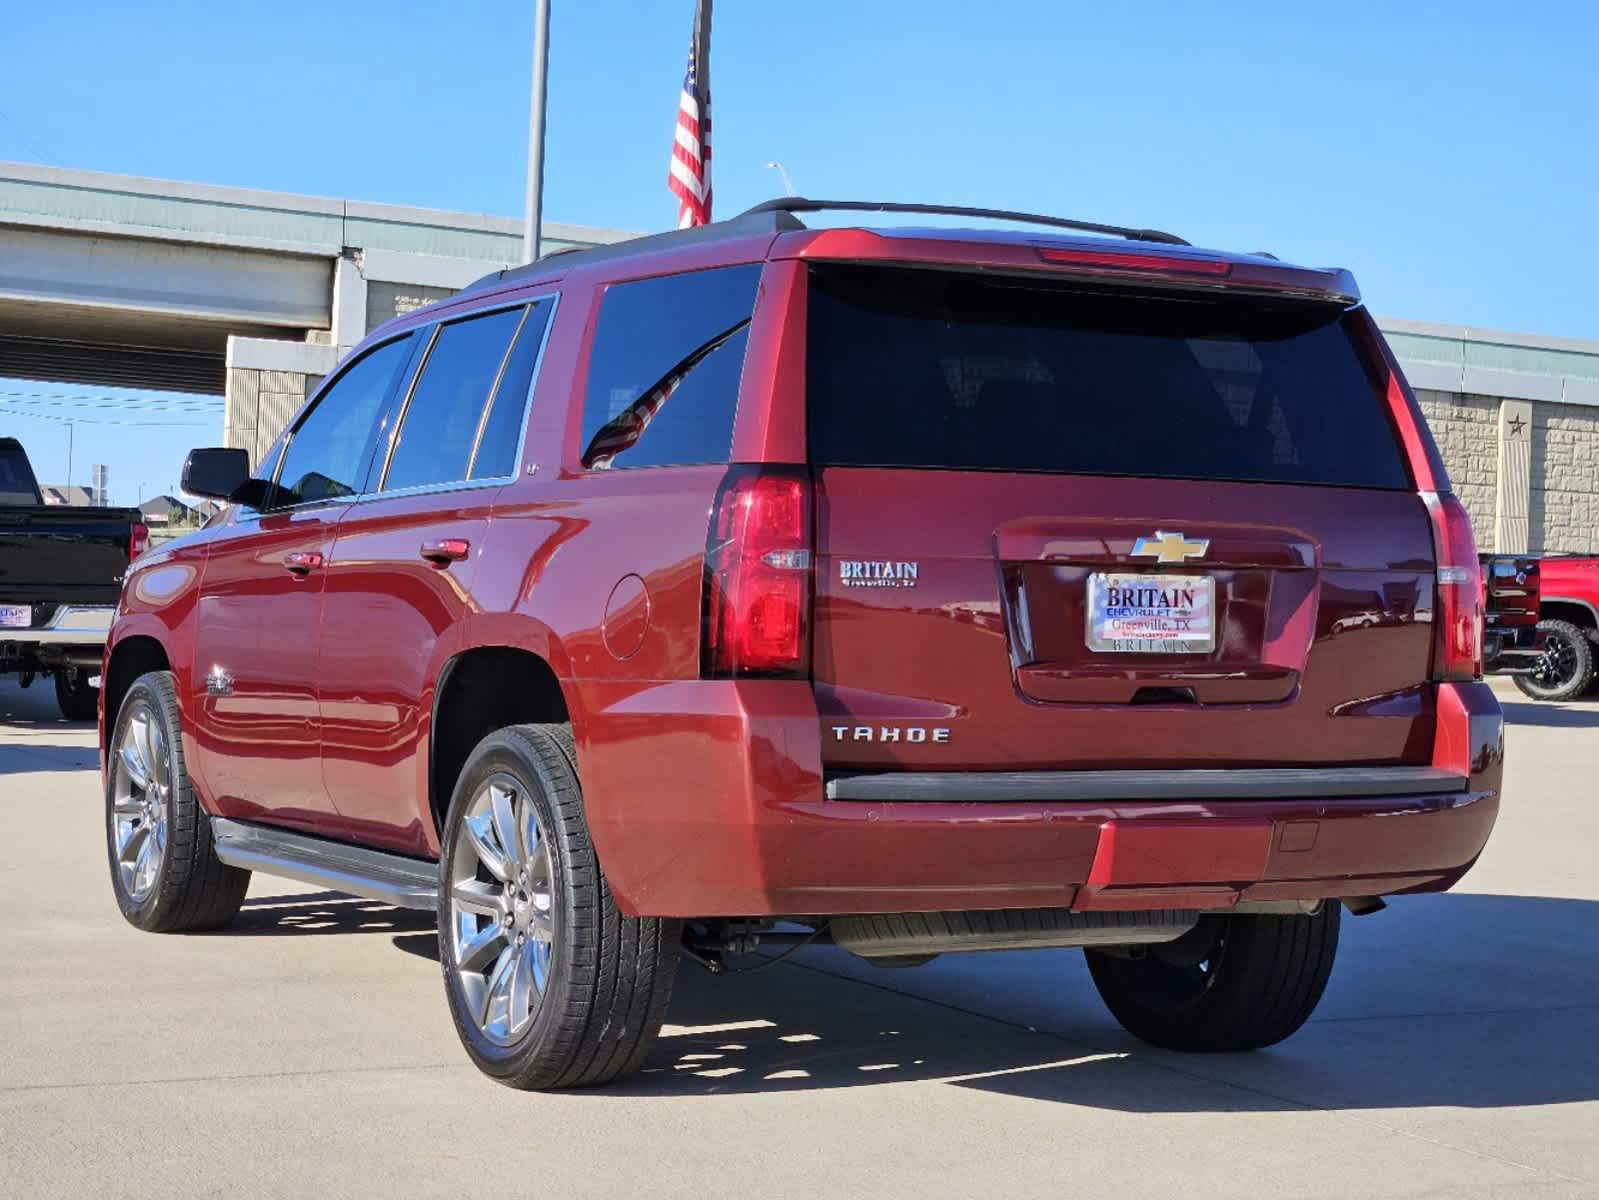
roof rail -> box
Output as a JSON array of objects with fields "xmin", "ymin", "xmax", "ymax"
[
  {"xmin": 737, "ymin": 197, "xmax": 1189, "ymax": 246},
  {"xmin": 459, "ymin": 207, "xmax": 806, "ymax": 295},
  {"xmin": 458, "ymin": 196, "xmax": 1188, "ymax": 296}
]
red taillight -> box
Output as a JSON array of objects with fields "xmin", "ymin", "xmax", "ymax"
[
  {"xmin": 702, "ymin": 466, "xmax": 814, "ymax": 678},
  {"xmin": 129, "ymin": 522, "xmax": 149, "ymax": 561},
  {"xmin": 1422, "ymin": 492, "xmax": 1483, "ymax": 681},
  {"xmin": 1036, "ymin": 246, "xmax": 1233, "ymax": 277}
]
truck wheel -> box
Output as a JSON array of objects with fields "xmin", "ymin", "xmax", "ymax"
[
  {"xmin": 1514, "ymin": 619, "xmax": 1594, "ymax": 702},
  {"xmin": 438, "ymin": 724, "xmax": 681, "ymax": 1089},
  {"xmin": 1086, "ymin": 906, "xmax": 1340, "ymax": 1052},
  {"xmin": 105, "ymin": 671, "xmax": 250, "ymax": 932},
  {"xmin": 54, "ymin": 667, "xmax": 98, "ymax": 722}
]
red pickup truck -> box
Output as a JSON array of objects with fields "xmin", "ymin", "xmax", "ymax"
[
  {"xmin": 100, "ymin": 198, "xmax": 1503, "ymax": 1090},
  {"xmin": 1515, "ymin": 556, "xmax": 1599, "ymax": 701}
]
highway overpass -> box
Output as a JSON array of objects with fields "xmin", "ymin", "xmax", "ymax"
[{"xmin": 0, "ymin": 161, "xmax": 628, "ymax": 462}]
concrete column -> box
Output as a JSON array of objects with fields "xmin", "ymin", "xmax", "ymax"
[
  {"xmin": 331, "ymin": 253, "xmax": 369, "ymax": 357},
  {"xmin": 1494, "ymin": 399, "xmax": 1533, "ymax": 554},
  {"xmin": 224, "ymin": 336, "xmax": 338, "ymax": 471},
  {"xmin": 222, "ymin": 367, "xmax": 259, "ymax": 461}
]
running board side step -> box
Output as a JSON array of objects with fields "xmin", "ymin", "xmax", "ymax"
[{"xmin": 210, "ymin": 817, "xmax": 439, "ymax": 911}]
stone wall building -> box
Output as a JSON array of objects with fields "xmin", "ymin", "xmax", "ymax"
[{"xmin": 1385, "ymin": 320, "xmax": 1599, "ymax": 555}]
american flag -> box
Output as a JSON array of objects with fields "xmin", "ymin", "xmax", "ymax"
[{"xmin": 668, "ymin": 0, "xmax": 712, "ymax": 228}]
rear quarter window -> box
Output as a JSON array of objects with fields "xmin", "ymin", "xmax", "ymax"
[
  {"xmin": 580, "ymin": 264, "xmax": 762, "ymax": 470},
  {"xmin": 806, "ymin": 264, "xmax": 1410, "ymax": 490}
]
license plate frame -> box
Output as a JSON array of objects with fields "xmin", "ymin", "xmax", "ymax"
[
  {"xmin": 1086, "ymin": 572, "xmax": 1215, "ymax": 654},
  {"xmin": 0, "ymin": 604, "xmax": 32, "ymax": 629}
]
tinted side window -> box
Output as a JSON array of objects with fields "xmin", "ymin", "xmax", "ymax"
[
  {"xmin": 382, "ymin": 307, "xmax": 525, "ymax": 492},
  {"xmin": 274, "ymin": 336, "xmax": 412, "ymax": 507},
  {"xmin": 580, "ymin": 264, "xmax": 761, "ymax": 470},
  {"xmin": 470, "ymin": 300, "xmax": 553, "ymax": 480}
]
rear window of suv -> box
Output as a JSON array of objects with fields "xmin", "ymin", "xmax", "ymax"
[{"xmin": 806, "ymin": 264, "xmax": 1409, "ymax": 490}]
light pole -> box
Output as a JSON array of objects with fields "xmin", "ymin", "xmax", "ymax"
[
  {"xmin": 765, "ymin": 161, "xmax": 797, "ymax": 197},
  {"xmin": 522, "ymin": 0, "xmax": 552, "ymax": 264}
]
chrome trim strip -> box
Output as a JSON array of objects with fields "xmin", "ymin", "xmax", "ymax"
[
  {"xmin": 823, "ymin": 766, "xmax": 1470, "ymax": 803},
  {"xmin": 210, "ymin": 817, "xmax": 438, "ymax": 910},
  {"xmin": 0, "ymin": 604, "xmax": 116, "ymax": 645},
  {"xmin": 42, "ymin": 604, "xmax": 114, "ymax": 632},
  {"xmin": 347, "ymin": 476, "xmax": 505, "ymax": 504}
]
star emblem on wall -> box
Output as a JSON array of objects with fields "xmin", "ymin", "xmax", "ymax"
[{"xmin": 1507, "ymin": 414, "xmax": 1527, "ymax": 437}]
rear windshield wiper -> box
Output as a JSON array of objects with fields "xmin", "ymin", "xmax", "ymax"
[{"xmin": 581, "ymin": 318, "xmax": 750, "ymax": 469}]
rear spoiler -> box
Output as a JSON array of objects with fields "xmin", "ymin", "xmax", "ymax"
[{"xmin": 772, "ymin": 228, "xmax": 1359, "ymax": 304}]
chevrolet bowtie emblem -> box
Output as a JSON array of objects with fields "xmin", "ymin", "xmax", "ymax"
[{"xmin": 1130, "ymin": 531, "xmax": 1210, "ymax": 564}]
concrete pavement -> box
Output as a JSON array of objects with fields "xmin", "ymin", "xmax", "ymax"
[{"xmin": 0, "ymin": 675, "xmax": 1595, "ymax": 1199}]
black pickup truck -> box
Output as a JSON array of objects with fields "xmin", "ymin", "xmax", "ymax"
[{"xmin": 0, "ymin": 437, "xmax": 146, "ymax": 719}]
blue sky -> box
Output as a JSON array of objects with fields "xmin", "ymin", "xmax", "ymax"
[{"xmin": 3, "ymin": 0, "xmax": 1596, "ymax": 503}]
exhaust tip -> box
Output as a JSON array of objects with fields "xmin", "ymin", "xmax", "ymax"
[{"xmin": 1342, "ymin": 896, "xmax": 1388, "ymax": 917}]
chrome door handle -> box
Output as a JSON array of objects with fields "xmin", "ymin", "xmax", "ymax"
[{"xmin": 282, "ymin": 551, "xmax": 324, "ymax": 576}]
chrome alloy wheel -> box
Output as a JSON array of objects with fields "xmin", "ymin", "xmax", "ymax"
[
  {"xmin": 448, "ymin": 774, "xmax": 557, "ymax": 1046},
  {"xmin": 111, "ymin": 701, "xmax": 171, "ymax": 903}
]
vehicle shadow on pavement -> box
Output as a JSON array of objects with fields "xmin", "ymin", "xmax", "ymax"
[
  {"xmin": 0, "ymin": 679, "xmax": 98, "ymax": 773},
  {"xmin": 1499, "ymin": 699, "xmax": 1599, "ymax": 728},
  {"xmin": 0, "ymin": 740, "xmax": 100, "ymax": 774},
  {"xmin": 0, "ymin": 679, "xmax": 87, "ymax": 726},
  {"xmin": 582, "ymin": 893, "xmax": 1599, "ymax": 1112},
  {"xmin": 247, "ymin": 888, "xmax": 1599, "ymax": 1113},
  {"xmin": 215, "ymin": 891, "xmax": 436, "ymax": 937}
]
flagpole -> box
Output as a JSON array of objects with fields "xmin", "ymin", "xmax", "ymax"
[{"xmin": 523, "ymin": 0, "xmax": 551, "ymax": 264}]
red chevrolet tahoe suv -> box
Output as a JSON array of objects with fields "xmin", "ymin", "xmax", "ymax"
[{"xmin": 100, "ymin": 199, "xmax": 1504, "ymax": 1090}]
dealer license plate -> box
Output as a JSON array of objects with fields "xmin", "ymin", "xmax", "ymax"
[
  {"xmin": 0, "ymin": 604, "xmax": 31, "ymax": 629},
  {"xmin": 1086, "ymin": 572, "xmax": 1215, "ymax": 654}
]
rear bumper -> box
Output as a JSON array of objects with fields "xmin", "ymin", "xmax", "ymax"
[
  {"xmin": 576, "ymin": 679, "xmax": 1504, "ymax": 919},
  {"xmin": 0, "ymin": 605, "xmax": 113, "ymax": 666}
]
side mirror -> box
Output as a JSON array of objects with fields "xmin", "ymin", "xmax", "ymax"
[{"xmin": 180, "ymin": 447, "xmax": 251, "ymax": 501}]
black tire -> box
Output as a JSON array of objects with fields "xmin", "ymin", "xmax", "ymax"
[
  {"xmin": 105, "ymin": 671, "xmax": 250, "ymax": 932},
  {"xmin": 54, "ymin": 667, "xmax": 98, "ymax": 722},
  {"xmin": 438, "ymin": 724, "xmax": 681, "ymax": 1090},
  {"xmin": 1086, "ymin": 906, "xmax": 1340, "ymax": 1052},
  {"xmin": 1514, "ymin": 619, "xmax": 1595, "ymax": 702}
]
